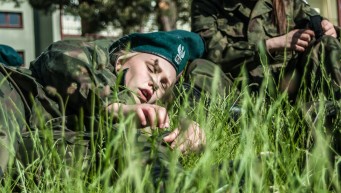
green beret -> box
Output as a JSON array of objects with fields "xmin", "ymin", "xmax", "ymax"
[
  {"xmin": 109, "ymin": 30, "xmax": 205, "ymax": 75},
  {"xmin": 0, "ymin": 44, "xmax": 23, "ymax": 66}
]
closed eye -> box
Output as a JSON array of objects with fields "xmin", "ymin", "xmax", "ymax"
[
  {"xmin": 160, "ymin": 78, "xmax": 169, "ymax": 90},
  {"xmin": 147, "ymin": 64, "xmax": 155, "ymax": 73}
]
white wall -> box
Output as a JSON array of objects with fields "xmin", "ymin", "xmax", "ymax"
[
  {"xmin": 309, "ymin": 0, "xmax": 338, "ymax": 25},
  {"xmin": 0, "ymin": 1, "xmax": 35, "ymax": 67},
  {"xmin": 52, "ymin": 10, "xmax": 61, "ymax": 42}
]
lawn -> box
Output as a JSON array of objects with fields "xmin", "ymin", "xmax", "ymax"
[{"xmin": 1, "ymin": 66, "xmax": 340, "ymax": 193}]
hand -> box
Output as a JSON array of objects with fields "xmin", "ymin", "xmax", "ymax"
[
  {"xmin": 266, "ymin": 29, "xmax": 315, "ymax": 52},
  {"xmin": 163, "ymin": 120, "xmax": 206, "ymax": 153},
  {"xmin": 321, "ymin": 19, "xmax": 337, "ymax": 38},
  {"xmin": 106, "ymin": 103, "xmax": 170, "ymax": 128}
]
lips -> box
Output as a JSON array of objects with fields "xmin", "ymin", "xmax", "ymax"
[{"xmin": 138, "ymin": 88, "xmax": 152, "ymax": 103}]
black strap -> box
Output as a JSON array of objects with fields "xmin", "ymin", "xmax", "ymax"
[{"xmin": 310, "ymin": 15, "xmax": 323, "ymax": 40}]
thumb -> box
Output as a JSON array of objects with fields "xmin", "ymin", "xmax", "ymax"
[{"xmin": 163, "ymin": 128, "xmax": 180, "ymax": 142}]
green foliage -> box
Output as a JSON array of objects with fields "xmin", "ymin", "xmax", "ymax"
[
  {"xmin": 174, "ymin": 0, "xmax": 191, "ymax": 25},
  {"xmin": 20, "ymin": 0, "xmax": 192, "ymax": 35},
  {"xmin": 23, "ymin": 0, "xmax": 155, "ymax": 35},
  {"xmin": 0, "ymin": 0, "xmax": 23, "ymax": 7},
  {"xmin": 1, "ymin": 69, "xmax": 340, "ymax": 192}
]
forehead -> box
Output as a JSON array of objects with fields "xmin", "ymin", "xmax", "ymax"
[{"xmin": 124, "ymin": 53, "xmax": 177, "ymax": 79}]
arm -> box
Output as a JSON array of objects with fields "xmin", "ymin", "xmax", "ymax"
[
  {"xmin": 266, "ymin": 0, "xmax": 338, "ymax": 53},
  {"xmin": 29, "ymin": 39, "xmax": 118, "ymax": 116},
  {"xmin": 106, "ymin": 103, "xmax": 170, "ymax": 128},
  {"xmin": 266, "ymin": 29, "xmax": 315, "ymax": 53}
]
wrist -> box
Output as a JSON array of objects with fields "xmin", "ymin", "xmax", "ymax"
[{"xmin": 265, "ymin": 38, "xmax": 276, "ymax": 53}]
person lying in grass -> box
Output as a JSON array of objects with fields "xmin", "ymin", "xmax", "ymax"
[{"xmin": 0, "ymin": 30, "xmax": 206, "ymax": 186}]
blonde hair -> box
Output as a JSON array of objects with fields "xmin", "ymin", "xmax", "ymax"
[
  {"xmin": 116, "ymin": 52, "xmax": 139, "ymax": 66},
  {"xmin": 110, "ymin": 50, "xmax": 138, "ymax": 69}
]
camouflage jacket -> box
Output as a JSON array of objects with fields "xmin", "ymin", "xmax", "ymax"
[
  {"xmin": 191, "ymin": 0, "xmax": 341, "ymax": 77},
  {"xmin": 0, "ymin": 39, "xmax": 134, "ymax": 131}
]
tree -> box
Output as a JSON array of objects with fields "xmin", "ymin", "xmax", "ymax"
[
  {"xmin": 26, "ymin": 0, "xmax": 154, "ymax": 35},
  {"xmin": 174, "ymin": 0, "xmax": 191, "ymax": 26},
  {"xmin": 0, "ymin": 0, "xmax": 23, "ymax": 7},
  {"xmin": 2, "ymin": 0, "xmax": 191, "ymax": 36}
]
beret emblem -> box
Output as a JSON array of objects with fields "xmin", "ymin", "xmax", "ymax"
[{"xmin": 175, "ymin": 44, "xmax": 185, "ymax": 65}]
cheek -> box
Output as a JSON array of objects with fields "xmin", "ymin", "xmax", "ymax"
[
  {"xmin": 124, "ymin": 69, "xmax": 148, "ymax": 88},
  {"xmin": 153, "ymin": 90, "xmax": 166, "ymax": 101}
]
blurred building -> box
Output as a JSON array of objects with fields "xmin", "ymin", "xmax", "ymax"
[
  {"xmin": 1, "ymin": 1, "xmax": 37, "ymax": 67},
  {"xmin": 0, "ymin": 0, "xmax": 341, "ymax": 67},
  {"xmin": 0, "ymin": 1, "xmax": 119, "ymax": 67}
]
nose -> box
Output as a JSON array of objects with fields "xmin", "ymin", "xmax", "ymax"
[{"xmin": 149, "ymin": 76, "xmax": 159, "ymax": 92}]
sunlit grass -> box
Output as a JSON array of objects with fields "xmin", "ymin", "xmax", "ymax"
[{"xmin": 0, "ymin": 62, "xmax": 340, "ymax": 193}]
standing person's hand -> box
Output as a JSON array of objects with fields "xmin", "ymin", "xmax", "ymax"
[
  {"xmin": 106, "ymin": 103, "xmax": 170, "ymax": 128},
  {"xmin": 266, "ymin": 29, "xmax": 315, "ymax": 52},
  {"xmin": 163, "ymin": 120, "xmax": 206, "ymax": 153},
  {"xmin": 321, "ymin": 19, "xmax": 337, "ymax": 38}
]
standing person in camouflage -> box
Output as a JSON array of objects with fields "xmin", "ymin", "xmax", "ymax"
[
  {"xmin": 190, "ymin": 0, "xmax": 340, "ymax": 101},
  {"xmin": 189, "ymin": 0, "xmax": 341, "ymax": 176},
  {"xmin": 0, "ymin": 30, "xmax": 206, "ymax": 187},
  {"xmin": 156, "ymin": 0, "xmax": 177, "ymax": 31}
]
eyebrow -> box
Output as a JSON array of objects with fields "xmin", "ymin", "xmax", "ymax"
[{"xmin": 152, "ymin": 59, "xmax": 162, "ymax": 73}]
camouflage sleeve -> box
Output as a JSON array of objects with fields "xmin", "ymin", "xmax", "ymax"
[
  {"xmin": 292, "ymin": 0, "xmax": 320, "ymax": 27},
  {"xmin": 191, "ymin": 0, "xmax": 264, "ymax": 73},
  {"xmin": 29, "ymin": 39, "xmax": 127, "ymax": 115}
]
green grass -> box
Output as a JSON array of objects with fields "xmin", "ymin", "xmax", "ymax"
[{"xmin": 1, "ymin": 66, "xmax": 340, "ymax": 193}]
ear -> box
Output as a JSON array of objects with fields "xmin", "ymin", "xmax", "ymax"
[{"xmin": 115, "ymin": 60, "xmax": 122, "ymax": 73}]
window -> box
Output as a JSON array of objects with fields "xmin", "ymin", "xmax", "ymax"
[{"xmin": 0, "ymin": 12, "xmax": 23, "ymax": 28}]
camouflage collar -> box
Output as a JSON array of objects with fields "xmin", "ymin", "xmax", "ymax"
[
  {"xmin": 223, "ymin": 0, "xmax": 273, "ymax": 19},
  {"xmin": 250, "ymin": 0, "xmax": 273, "ymax": 19}
]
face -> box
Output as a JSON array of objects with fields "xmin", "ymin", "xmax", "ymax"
[{"xmin": 116, "ymin": 53, "xmax": 177, "ymax": 104}]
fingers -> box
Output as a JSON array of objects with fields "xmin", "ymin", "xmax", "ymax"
[
  {"xmin": 156, "ymin": 106, "xmax": 170, "ymax": 128},
  {"xmin": 324, "ymin": 27, "xmax": 337, "ymax": 37},
  {"xmin": 294, "ymin": 39, "xmax": 309, "ymax": 52},
  {"xmin": 142, "ymin": 106, "xmax": 157, "ymax": 127},
  {"xmin": 109, "ymin": 103, "xmax": 169, "ymax": 128},
  {"xmin": 321, "ymin": 20, "xmax": 337, "ymax": 37},
  {"xmin": 291, "ymin": 29, "xmax": 314, "ymax": 52},
  {"xmin": 136, "ymin": 107, "xmax": 147, "ymax": 126},
  {"xmin": 324, "ymin": 30, "xmax": 337, "ymax": 37},
  {"xmin": 300, "ymin": 32, "xmax": 312, "ymax": 42},
  {"xmin": 166, "ymin": 122, "xmax": 206, "ymax": 153},
  {"xmin": 302, "ymin": 29, "xmax": 315, "ymax": 37},
  {"xmin": 137, "ymin": 104, "xmax": 169, "ymax": 128},
  {"xmin": 178, "ymin": 140, "xmax": 202, "ymax": 154},
  {"xmin": 163, "ymin": 128, "xmax": 180, "ymax": 143}
]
